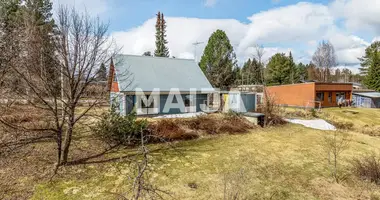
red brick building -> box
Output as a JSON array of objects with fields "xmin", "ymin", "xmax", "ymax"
[{"xmin": 265, "ymin": 82, "xmax": 353, "ymax": 108}]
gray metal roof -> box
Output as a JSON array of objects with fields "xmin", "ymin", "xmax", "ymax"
[
  {"xmin": 353, "ymin": 92, "xmax": 380, "ymax": 98},
  {"xmin": 114, "ymin": 54, "xmax": 213, "ymax": 92}
]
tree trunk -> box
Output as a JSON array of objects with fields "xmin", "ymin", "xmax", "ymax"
[
  {"xmin": 52, "ymin": 129, "xmax": 63, "ymax": 174},
  {"xmin": 62, "ymin": 123, "xmax": 73, "ymax": 164},
  {"xmin": 56, "ymin": 129, "xmax": 62, "ymax": 168},
  {"xmin": 62, "ymin": 109, "xmax": 74, "ymax": 164}
]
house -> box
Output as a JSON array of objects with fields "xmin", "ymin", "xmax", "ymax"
[
  {"xmin": 108, "ymin": 55, "xmax": 214, "ymax": 115},
  {"xmin": 352, "ymin": 92, "xmax": 380, "ymax": 108},
  {"xmin": 265, "ymin": 82, "xmax": 353, "ymax": 108}
]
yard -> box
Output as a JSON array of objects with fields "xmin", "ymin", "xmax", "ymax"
[{"xmin": 1, "ymin": 107, "xmax": 380, "ymax": 199}]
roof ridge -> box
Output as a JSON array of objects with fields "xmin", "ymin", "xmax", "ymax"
[{"xmin": 116, "ymin": 54, "xmax": 195, "ymax": 62}]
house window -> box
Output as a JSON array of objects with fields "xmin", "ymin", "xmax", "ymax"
[
  {"xmin": 336, "ymin": 92, "xmax": 345, "ymax": 102},
  {"xmin": 316, "ymin": 92, "xmax": 324, "ymax": 102},
  {"xmin": 184, "ymin": 95, "xmax": 191, "ymax": 107},
  {"xmin": 328, "ymin": 92, "xmax": 332, "ymax": 103},
  {"xmin": 141, "ymin": 95, "xmax": 154, "ymax": 108}
]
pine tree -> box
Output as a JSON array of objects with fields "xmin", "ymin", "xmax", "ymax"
[
  {"xmin": 297, "ymin": 62, "xmax": 308, "ymax": 81},
  {"xmin": 364, "ymin": 50, "xmax": 380, "ymax": 91},
  {"xmin": 241, "ymin": 58, "xmax": 263, "ymax": 84},
  {"xmin": 0, "ymin": 0, "xmax": 23, "ymax": 92},
  {"xmin": 142, "ymin": 51, "xmax": 152, "ymax": 56},
  {"xmin": 154, "ymin": 12, "xmax": 169, "ymax": 57},
  {"xmin": 359, "ymin": 41, "xmax": 380, "ymax": 76},
  {"xmin": 154, "ymin": 12, "xmax": 161, "ymax": 57},
  {"xmin": 266, "ymin": 53, "xmax": 291, "ymax": 85},
  {"xmin": 96, "ymin": 63, "xmax": 107, "ymax": 81},
  {"xmin": 288, "ymin": 51, "xmax": 298, "ymax": 83},
  {"xmin": 199, "ymin": 29, "xmax": 237, "ymax": 89},
  {"xmin": 22, "ymin": 0, "xmax": 59, "ymax": 95},
  {"xmin": 160, "ymin": 13, "xmax": 170, "ymax": 57}
]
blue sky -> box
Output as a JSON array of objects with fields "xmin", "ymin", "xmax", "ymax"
[
  {"xmin": 105, "ymin": 0, "xmax": 330, "ymax": 31},
  {"xmin": 54, "ymin": 0, "xmax": 380, "ymax": 73}
]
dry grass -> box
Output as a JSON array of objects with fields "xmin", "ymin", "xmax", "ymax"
[
  {"xmin": 2, "ymin": 107, "xmax": 380, "ymax": 199},
  {"xmin": 352, "ymin": 154, "xmax": 380, "ymax": 185},
  {"xmin": 28, "ymin": 124, "xmax": 380, "ymax": 200},
  {"xmin": 319, "ymin": 108, "xmax": 380, "ymax": 135}
]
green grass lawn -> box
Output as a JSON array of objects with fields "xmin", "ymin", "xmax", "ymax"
[{"xmin": 32, "ymin": 123, "xmax": 380, "ymax": 200}]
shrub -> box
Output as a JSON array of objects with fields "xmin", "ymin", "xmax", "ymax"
[
  {"xmin": 221, "ymin": 112, "xmax": 254, "ymax": 134},
  {"xmin": 94, "ymin": 108, "xmax": 148, "ymax": 145},
  {"xmin": 330, "ymin": 120, "xmax": 354, "ymax": 130},
  {"xmin": 186, "ymin": 115, "xmax": 220, "ymax": 134},
  {"xmin": 361, "ymin": 126, "xmax": 380, "ymax": 137},
  {"xmin": 223, "ymin": 110, "xmax": 242, "ymax": 120},
  {"xmin": 257, "ymin": 93, "xmax": 287, "ymax": 126},
  {"xmin": 185, "ymin": 114, "xmax": 254, "ymax": 135},
  {"xmin": 148, "ymin": 119, "xmax": 198, "ymax": 141},
  {"xmin": 352, "ymin": 154, "xmax": 380, "ymax": 185},
  {"xmin": 310, "ymin": 108, "xmax": 317, "ymax": 118},
  {"xmin": 323, "ymin": 131, "xmax": 350, "ymax": 183}
]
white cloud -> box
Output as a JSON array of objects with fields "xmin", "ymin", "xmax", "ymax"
[
  {"xmin": 111, "ymin": 1, "xmax": 374, "ymax": 72},
  {"xmin": 372, "ymin": 36, "xmax": 380, "ymax": 42},
  {"xmin": 112, "ymin": 17, "xmax": 246, "ymax": 61},
  {"xmin": 330, "ymin": 0, "xmax": 380, "ymax": 33},
  {"xmin": 238, "ymin": 2, "xmax": 333, "ymax": 52},
  {"xmin": 204, "ymin": 0, "xmax": 218, "ymax": 7}
]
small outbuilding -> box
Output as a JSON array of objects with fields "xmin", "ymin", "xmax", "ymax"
[
  {"xmin": 220, "ymin": 91, "xmax": 257, "ymax": 113},
  {"xmin": 353, "ymin": 92, "xmax": 380, "ymax": 108},
  {"xmin": 108, "ymin": 55, "xmax": 214, "ymax": 115}
]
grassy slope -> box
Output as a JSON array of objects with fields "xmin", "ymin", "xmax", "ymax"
[
  {"xmin": 321, "ymin": 107, "xmax": 380, "ymax": 127},
  {"xmin": 32, "ymin": 123, "xmax": 380, "ymax": 200}
]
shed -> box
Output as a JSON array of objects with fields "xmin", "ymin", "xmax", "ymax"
[
  {"xmin": 221, "ymin": 91, "xmax": 256, "ymax": 113},
  {"xmin": 353, "ymin": 92, "xmax": 380, "ymax": 108}
]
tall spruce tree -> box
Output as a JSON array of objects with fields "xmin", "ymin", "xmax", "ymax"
[
  {"xmin": 96, "ymin": 63, "xmax": 107, "ymax": 81},
  {"xmin": 0, "ymin": 0, "xmax": 21, "ymax": 69},
  {"xmin": 288, "ymin": 51, "xmax": 297, "ymax": 83},
  {"xmin": 364, "ymin": 49, "xmax": 380, "ymax": 91},
  {"xmin": 22, "ymin": 0, "xmax": 59, "ymax": 95},
  {"xmin": 199, "ymin": 29, "xmax": 237, "ymax": 89},
  {"xmin": 266, "ymin": 53, "xmax": 291, "ymax": 85},
  {"xmin": 359, "ymin": 41, "xmax": 380, "ymax": 76},
  {"xmin": 154, "ymin": 12, "xmax": 169, "ymax": 57},
  {"xmin": 297, "ymin": 62, "xmax": 308, "ymax": 81},
  {"xmin": 0, "ymin": 0, "xmax": 23, "ymax": 92},
  {"xmin": 239, "ymin": 58, "xmax": 263, "ymax": 85}
]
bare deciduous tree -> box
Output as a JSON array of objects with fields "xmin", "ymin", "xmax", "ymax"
[
  {"xmin": 323, "ymin": 131, "xmax": 350, "ymax": 183},
  {"xmin": 312, "ymin": 41, "xmax": 337, "ymax": 82},
  {"xmin": 0, "ymin": 5, "xmax": 118, "ymax": 170},
  {"xmin": 253, "ymin": 44, "xmax": 265, "ymax": 85}
]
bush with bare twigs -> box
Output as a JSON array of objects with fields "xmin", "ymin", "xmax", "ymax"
[
  {"xmin": 185, "ymin": 115, "xmax": 221, "ymax": 134},
  {"xmin": 148, "ymin": 119, "xmax": 198, "ymax": 141},
  {"xmin": 257, "ymin": 93, "xmax": 287, "ymax": 126},
  {"xmin": 323, "ymin": 131, "xmax": 351, "ymax": 183},
  {"xmin": 352, "ymin": 154, "xmax": 380, "ymax": 185},
  {"xmin": 185, "ymin": 113, "xmax": 255, "ymax": 135}
]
